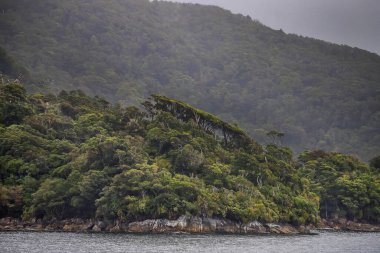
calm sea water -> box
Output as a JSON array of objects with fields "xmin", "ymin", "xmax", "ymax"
[{"xmin": 1, "ymin": 231, "xmax": 379, "ymax": 253}]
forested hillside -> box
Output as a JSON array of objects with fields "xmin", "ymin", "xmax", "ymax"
[
  {"xmin": 0, "ymin": 0, "xmax": 379, "ymax": 160},
  {"xmin": 1, "ymin": 79, "xmax": 379, "ymax": 224}
]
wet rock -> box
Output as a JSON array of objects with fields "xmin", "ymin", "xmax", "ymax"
[
  {"xmin": 30, "ymin": 224, "xmax": 44, "ymax": 231},
  {"xmin": 265, "ymin": 223, "xmax": 280, "ymax": 233},
  {"xmin": 128, "ymin": 217, "xmax": 190, "ymax": 233},
  {"xmin": 85, "ymin": 221, "xmax": 95, "ymax": 231},
  {"xmin": 110, "ymin": 224, "xmax": 122, "ymax": 233},
  {"xmin": 242, "ymin": 221, "xmax": 267, "ymax": 234},
  {"xmin": 0, "ymin": 217, "xmax": 13, "ymax": 226},
  {"xmin": 128, "ymin": 220, "xmax": 152, "ymax": 233},
  {"xmin": 45, "ymin": 224, "xmax": 57, "ymax": 231},
  {"xmin": 120, "ymin": 222, "xmax": 129, "ymax": 231},
  {"xmin": 98, "ymin": 221, "xmax": 107, "ymax": 230},
  {"xmin": 9, "ymin": 216, "xmax": 372, "ymax": 234},
  {"xmin": 51, "ymin": 222, "xmax": 64, "ymax": 230},
  {"xmin": 154, "ymin": 220, "xmax": 176, "ymax": 232},
  {"xmin": 128, "ymin": 220, "xmax": 147, "ymax": 232},
  {"xmin": 127, "ymin": 216, "xmax": 241, "ymax": 233},
  {"xmin": 176, "ymin": 216, "xmax": 189, "ymax": 229},
  {"xmin": 63, "ymin": 223, "xmax": 82, "ymax": 232},
  {"xmin": 105, "ymin": 224, "xmax": 115, "ymax": 232},
  {"xmin": 298, "ymin": 225, "xmax": 311, "ymax": 234},
  {"xmin": 326, "ymin": 220, "xmax": 336, "ymax": 228},
  {"xmin": 278, "ymin": 224, "xmax": 298, "ymax": 234},
  {"xmin": 265, "ymin": 223, "xmax": 297, "ymax": 234},
  {"xmin": 63, "ymin": 224, "xmax": 73, "ymax": 231},
  {"xmin": 186, "ymin": 217, "xmax": 203, "ymax": 233},
  {"xmin": 201, "ymin": 218, "xmax": 217, "ymax": 232},
  {"xmin": 215, "ymin": 219, "xmax": 241, "ymax": 233},
  {"xmin": 315, "ymin": 219, "xmax": 380, "ymax": 232},
  {"xmin": 345, "ymin": 221, "xmax": 380, "ymax": 232},
  {"xmin": 92, "ymin": 224, "xmax": 102, "ymax": 232}
]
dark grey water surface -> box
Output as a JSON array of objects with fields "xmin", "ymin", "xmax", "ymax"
[{"xmin": 1, "ymin": 231, "xmax": 379, "ymax": 253}]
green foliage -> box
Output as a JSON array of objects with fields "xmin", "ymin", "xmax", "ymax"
[
  {"xmin": 299, "ymin": 150, "xmax": 380, "ymax": 222},
  {"xmin": 0, "ymin": 81, "xmax": 33, "ymax": 125},
  {"xmin": 0, "ymin": 0, "xmax": 379, "ymax": 160},
  {"xmin": 0, "ymin": 83, "xmax": 377, "ymax": 225},
  {"xmin": 0, "ymin": 184, "xmax": 23, "ymax": 217},
  {"xmin": 30, "ymin": 178, "xmax": 71, "ymax": 219},
  {"xmin": 96, "ymin": 163, "xmax": 202, "ymax": 221},
  {"xmin": 369, "ymin": 155, "xmax": 380, "ymax": 170}
]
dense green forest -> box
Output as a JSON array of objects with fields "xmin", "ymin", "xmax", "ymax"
[
  {"xmin": 0, "ymin": 0, "xmax": 379, "ymax": 160},
  {"xmin": 1, "ymin": 79, "xmax": 379, "ymax": 224}
]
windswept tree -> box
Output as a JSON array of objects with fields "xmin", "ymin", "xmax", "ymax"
[
  {"xmin": 266, "ymin": 130, "xmax": 285, "ymax": 145},
  {"xmin": 145, "ymin": 94, "xmax": 253, "ymax": 149}
]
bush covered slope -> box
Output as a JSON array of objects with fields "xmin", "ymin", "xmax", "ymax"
[
  {"xmin": 0, "ymin": 0, "xmax": 379, "ymax": 160},
  {"xmin": 1, "ymin": 80, "xmax": 379, "ymax": 224}
]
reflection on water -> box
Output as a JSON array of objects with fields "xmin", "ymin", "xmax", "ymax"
[{"xmin": 1, "ymin": 231, "xmax": 380, "ymax": 253}]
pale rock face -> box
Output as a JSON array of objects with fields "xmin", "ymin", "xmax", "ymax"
[
  {"xmin": 110, "ymin": 224, "xmax": 122, "ymax": 233},
  {"xmin": 92, "ymin": 224, "xmax": 101, "ymax": 232},
  {"xmin": 85, "ymin": 221, "xmax": 95, "ymax": 230},
  {"xmin": 97, "ymin": 221, "xmax": 107, "ymax": 230},
  {"xmin": 242, "ymin": 221, "xmax": 267, "ymax": 234},
  {"xmin": 128, "ymin": 216, "xmax": 257, "ymax": 234},
  {"xmin": 8, "ymin": 216, "xmax": 379, "ymax": 234}
]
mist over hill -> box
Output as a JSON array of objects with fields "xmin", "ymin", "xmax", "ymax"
[{"xmin": 0, "ymin": 0, "xmax": 379, "ymax": 160}]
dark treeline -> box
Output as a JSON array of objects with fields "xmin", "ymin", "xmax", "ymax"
[
  {"xmin": 1, "ymin": 79, "xmax": 379, "ymax": 224},
  {"xmin": 0, "ymin": 0, "xmax": 379, "ymax": 160}
]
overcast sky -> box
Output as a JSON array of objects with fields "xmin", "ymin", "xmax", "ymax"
[{"xmin": 161, "ymin": 0, "xmax": 380, "ymax": 55}]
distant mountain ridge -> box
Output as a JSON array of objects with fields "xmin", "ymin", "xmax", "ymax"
[{"xmin": 0, "ymin": 0, "xmax": 379, "ymax": 160}]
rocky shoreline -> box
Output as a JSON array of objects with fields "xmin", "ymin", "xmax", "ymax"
[
  {"xmin": 0, "ymin": 216, "xmax": 310, "ymax": 234},
  {"xmin": 0, "ymin": 216, "xmax": 379, "ymax": 234},
  {"xmin": 316, "ymin": 218, "xmax": 380, "ymax": 232}
]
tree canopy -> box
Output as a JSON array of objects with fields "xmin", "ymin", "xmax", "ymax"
[{"xmin": 0, "ymin": 80, "xmax": 379, "ymax": 225}]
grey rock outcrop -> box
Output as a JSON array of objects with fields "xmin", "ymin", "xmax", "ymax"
[{"xmin": 7, "ymin": 216, "xmax": 373, "ymax": 234}]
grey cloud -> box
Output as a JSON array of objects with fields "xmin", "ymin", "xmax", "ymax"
[{"xmin": 160, "ymin": 0, "xmax": 380, "ymax": 54}]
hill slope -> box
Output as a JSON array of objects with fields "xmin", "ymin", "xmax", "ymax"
[
  {"xmin": 1, "ymin": 80, "xmax": 379, "ymax": 224},
  {"xmin": 0, "ymin": 0, "xmax": 379, "ymax": 160}
]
